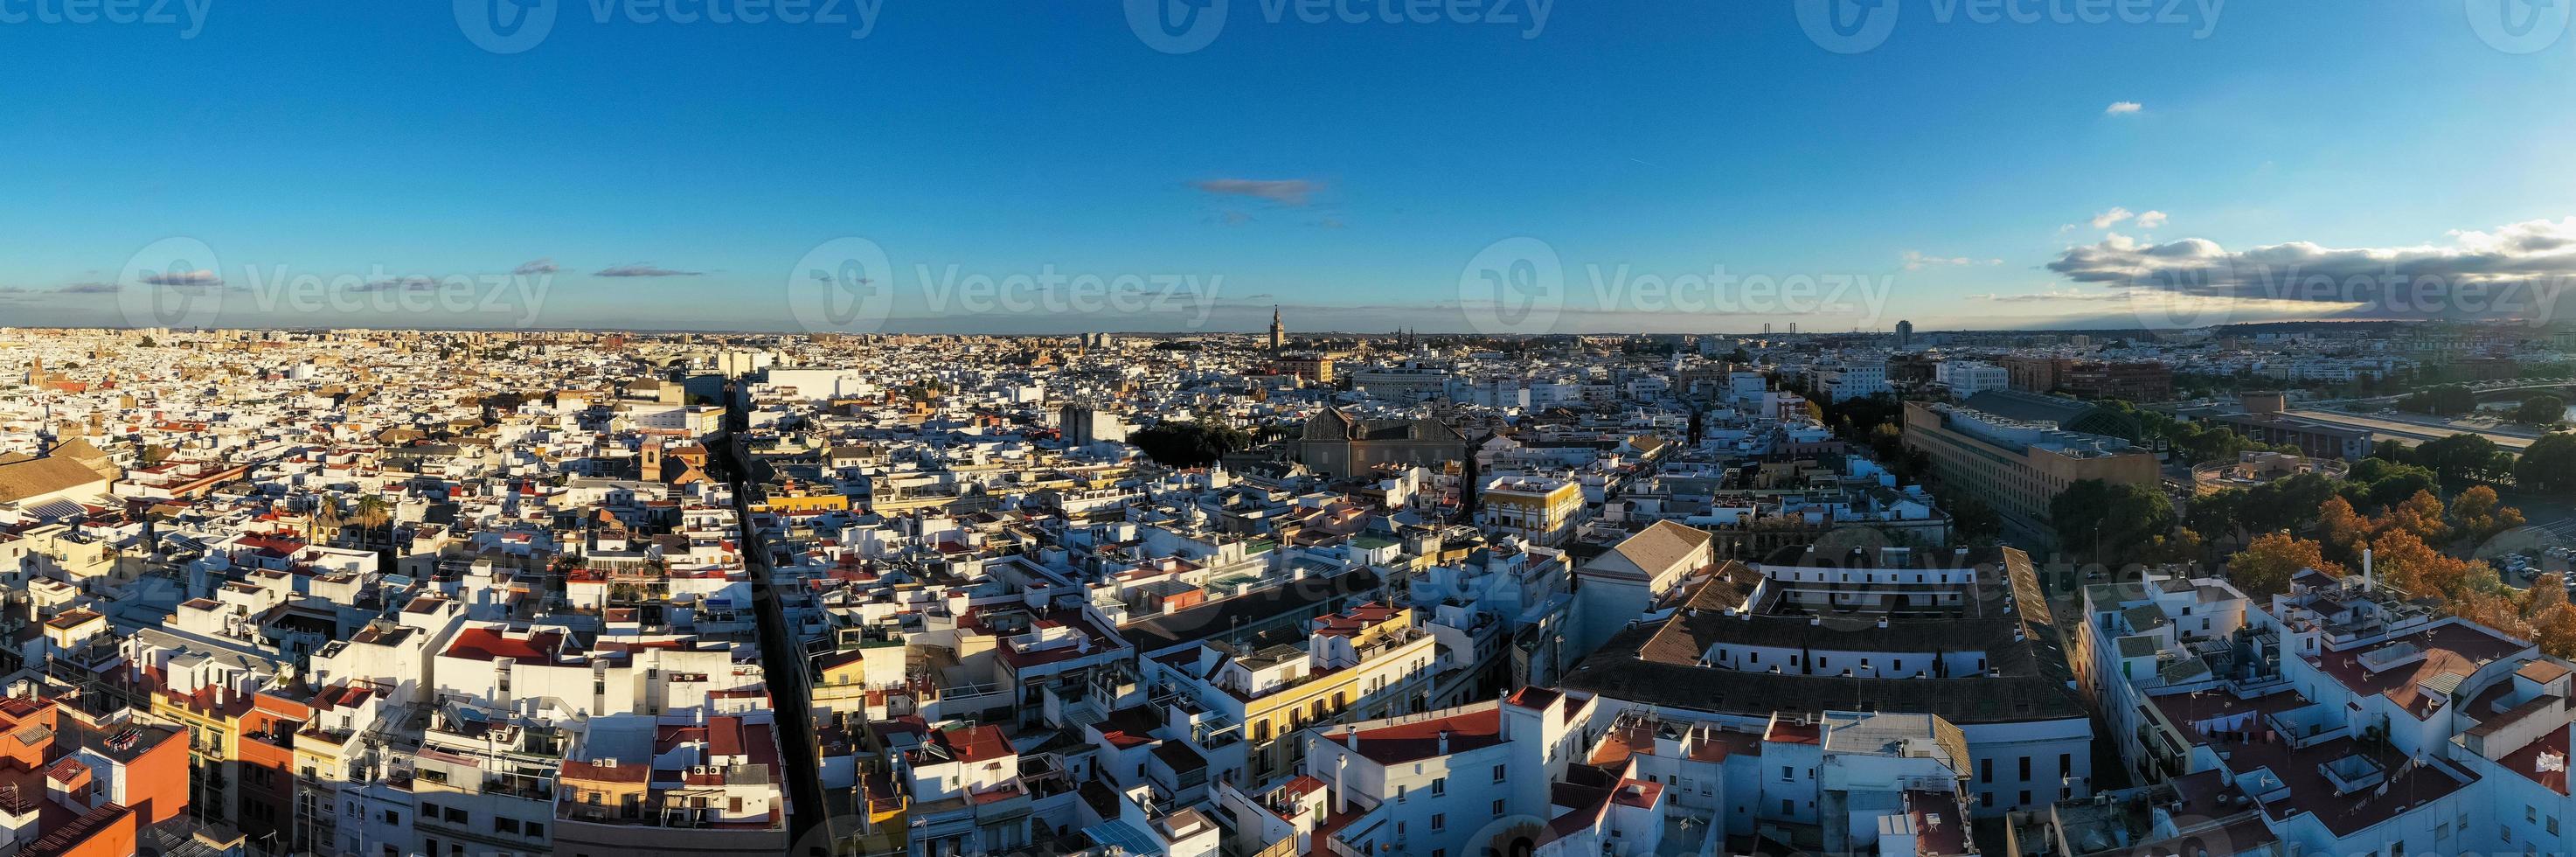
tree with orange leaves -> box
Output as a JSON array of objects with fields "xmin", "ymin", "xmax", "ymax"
[
  {"xmin": 2385, "ymin": 490, "xmax": 2448, "ymax": 545},
  {"xmin": 2316, "ymin": 495, "xmax": 2371, "ymax": 567},
  {"xmin": 2451, "ymin": 484, "xmax": 2525, "ymax": 545},
  {"xmin": 2227, "ymin": 532, "xmax": 2343, "ymax": 599},
  {"xmin": 2534, "ymin": 603, "xmax": 2576, "ymax": 658}
]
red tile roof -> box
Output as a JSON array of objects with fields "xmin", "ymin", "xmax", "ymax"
[
  {"xmin": 443, "ymin": 628, "xmax": 561, "ymax": 662},
  {"xmin": 1333, "ymin": 707, "xmax": 1505, "ymax": 765}
]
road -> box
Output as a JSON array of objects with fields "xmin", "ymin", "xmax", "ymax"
[
  {"xmin": 716, "ymin": 387, "xmax": 830, "ymax": 855},
  {"xmin": 2277, "ymin": 408, "xmax": 2541, "ymax": 451}
]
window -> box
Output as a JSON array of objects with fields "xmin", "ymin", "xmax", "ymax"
[
  {"xmin": 1979, "ymin": 759, "xmax": 1991, "ymax": 784},
  {"xmin": 1781, "ymin": 798, "xmax": 1795, "ymax": 815},
  {"xmin": 1492, "ymin": 763, "xmax": 1506, "ymax": 784},
  {"xmin": 1430, "ymin": 777, "xmax": 1446, "ymax": 796},
  {"xmin": 495, "ymin": 819, "xmax": 520, "ymax": 834},
  {"xmin": 2018, "ymin": 791, "xmax": 2031, "ymax": 806},
  {"xmin": 2018, "ymin": 756, "xmax": 2031, "ymax": 780},
  {"xmin": 2529, "ymin": 805, "xmax": 2539, "ymax": 823},
  {"xmin": 1431, "ymin": 813, "xmax": 1446, "ymax": 832},
  {"xmin": 444, "ymin": 806, "xmax": 468, "ymax": 824},
  {"xmin": 1492, "ymin": 798, "xmax": 1506, "ymax": 816},
  {"xmin": 2059, "ymin": 753, "xmax": 2071, "ymax": 776},
  {"xmin": 528, "ymin": 823, "xmax": 545, "ymax": 839},
  {"xmin": 383, "ymin": 810, "xmax": 401, "ymax": 825},
  {"xmin": 1781, "ymin": 765, "xmax": 1795, "ymax": 782}
]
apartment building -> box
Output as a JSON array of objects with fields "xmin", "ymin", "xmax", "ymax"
[
  {"xmin": 1141, "ymin": 603, "xmax": 1442, "ymax": 788},
  {"xmin": 1899, "ymin": 400, "xmax": 2158, "ymax": 545}
]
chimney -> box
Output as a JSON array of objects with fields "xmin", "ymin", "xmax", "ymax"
[
  {"xmin": 1437, "ymin": 728, "xmax": 1451, "ymax": 756},
  {"xmin": 1334, "ymin": 752, "xmax": 1348, "ymax": 815},
  {"xmin": 2363, "ymin": 548, "xmax": 2374, "ymax": 591}
]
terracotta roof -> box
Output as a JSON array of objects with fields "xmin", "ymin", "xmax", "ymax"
[{"xmin": 0, "ymin": 456, "xmax": 109, "ymax": 504}]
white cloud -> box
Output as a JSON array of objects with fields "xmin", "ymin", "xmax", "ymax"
[
  {"xmin": 2135, "ymin": 210, "xmax": 2168, "ymax": 229},
  {"xmin": 2044, "ymin": 216, "xmax": 2576, "ymax": 321},
  {"xmin": 2105, "ymin": 101, "xmax": 2143, "ymax": 115},
  {"xmin": 2090, "ymin": 207, "xmax": 2135, "ymax": 229}
]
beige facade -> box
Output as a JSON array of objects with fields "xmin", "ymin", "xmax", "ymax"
[{"xmin": 1899, "ymin": 401, "xmax": 2158, "ymax": 544}]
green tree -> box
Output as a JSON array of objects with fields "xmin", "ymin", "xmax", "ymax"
[
  {"xmin": 1129, "ymin": 421, "xmax": 1253, "ymax": 469},
  {"xmin": 2345, "ymin": 456, "xmax": 2440, "ymax": 510},
  {"xmin": 2051, "ymin": 478, "xmax": 2176, "ymax": 561},
  {"xmin": 2413, "ymin": 433, "xmax": 2509, "ymax": 487},
  {"xmin": 2517, "ymin": 433, "xmax": 2576, "ymax": 493},
  {"xmin": 1947, "ymin": 495, "xmax": 2003, "ymax": 543},
  {"xmin": 2188, "ymin": 488, "xmax": 2248, "ymax": 543},
  {"xmin": 2138, "ymin": 528, "xmax": 2207, "ymax": 566},
  {"xmin": 2516, "ymin": 394, "xmax": 2568, "ymax": 426}
]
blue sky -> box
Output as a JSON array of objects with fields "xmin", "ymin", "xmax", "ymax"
[{"xmin": 3, "ymin": 1, "xmax": 2575, "ymax": 333}]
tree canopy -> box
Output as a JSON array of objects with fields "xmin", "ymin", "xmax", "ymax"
[
  {"xmin": 2051, "ymin": 478, "xmax": 2175, "ymax": 561},
  {"xmin": 2516, "ymin": 433, "xmax": 2576, "ymax": 493},
  {"xmin": 2515, "ymin": 394, "xmax": 2568, "ymax": 426},
  {"xmin": 2228, "ymin": 532, "xmax": 2342, "ymax": 599},
  {"xmin": 1129, "ymin": 421, "xmax": 1252, "ymax": 469}
]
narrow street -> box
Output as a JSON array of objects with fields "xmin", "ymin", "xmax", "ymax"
[{"xmin": 716, "ymin": 387, "xmax": 831, "ymax": 854}]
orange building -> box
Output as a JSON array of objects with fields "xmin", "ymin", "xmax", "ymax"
[
  {"xmin": 19, "ymin": 804, "xmax": 135, "ymax": 857},
  {"xmin": 236, "ymin": 690, "xmax": 316, "ymax": 845},
  {"xmin": 0, "ymin": 694, "xmax": 188, "ymax": 853}
]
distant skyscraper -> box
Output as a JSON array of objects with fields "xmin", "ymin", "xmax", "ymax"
[
  {"xmin": 1268, "ymin": 305, "xmax": 1285, "ymax": 353},
  {"xmin": 1896, "ymin": 319, "xmax": 1914, "ymax": 351}
]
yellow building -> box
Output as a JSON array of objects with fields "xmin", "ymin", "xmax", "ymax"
[
  {"xmin": 753, "ymin": 479, "xmax": 852, "ymax": 513},
  {"xmin": 1478, "ymin": 476, "xmax": 1587, "ymax": 547},
  {"xmin": 1148, "ymin": 603, "xmax": 1441, "ymax": 784}
]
